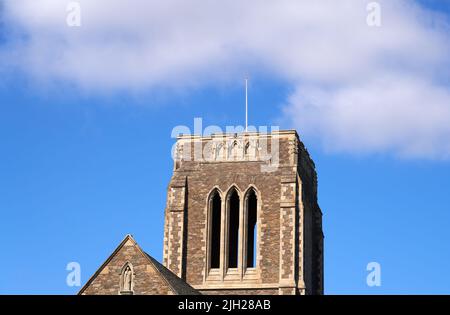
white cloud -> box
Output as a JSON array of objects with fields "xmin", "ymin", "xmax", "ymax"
[
  {"xmin": 1, "ymin": 0, "xmax": 450, "ymax": 158},
  {"xmin": 284, "ymin": 75, "xmax": 450, "ymax": 158}
]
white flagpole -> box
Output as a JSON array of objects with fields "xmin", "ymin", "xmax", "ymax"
[{"xmin": 245, "ymin": 78, "xmax": 248, "ymax": 132}]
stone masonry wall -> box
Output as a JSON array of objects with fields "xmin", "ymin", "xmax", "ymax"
[
  {"xmin": 200, "ymin": 289, "xmax": 279, "ymax": 295},
  {"xmin": 81, "ymin": 240, "xmax": 174, "ymax": 295},
  {"xmin": 163, "ymin": 131, "xmax": 323, "ymax": 295}
]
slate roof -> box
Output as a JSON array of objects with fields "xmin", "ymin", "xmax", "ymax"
[{"xmin": 145, "ymin": 254, "xmax": 200, "ymax": 295}]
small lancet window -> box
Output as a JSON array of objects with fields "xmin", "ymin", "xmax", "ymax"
[
  {"xmin": 210, "ymin": 191, "xmax": 222, "ymax": 269},
  {"xmin": 246, "ymin": 189, "xmax": 258, "ymax": 268},
  {"xmin": 227, "ymin": 188, "xmax": 240, "ymax": 269}
]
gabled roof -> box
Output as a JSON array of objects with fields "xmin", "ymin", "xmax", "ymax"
[
  {"xmin": 78, "ymin": 234, "xmax": 200, "ymax": 295},
  {"xmin": 145, "ymin": 254, "xmax": 199, "ymax": 295}
]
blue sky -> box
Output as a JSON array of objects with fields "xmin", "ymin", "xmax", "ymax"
[{"xmin": 1, "ymin": 1, "xmax": 450, "ymax": 294}]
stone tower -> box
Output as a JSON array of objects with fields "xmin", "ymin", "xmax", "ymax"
[{"xmin": 163, "ymin": 130, "xmax": 323, "ymax": 295}]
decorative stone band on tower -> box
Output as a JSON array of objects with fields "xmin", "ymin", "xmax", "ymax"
[{"xmin": 163, "ymin": 130, "xmax": 324, "ymax": 295}]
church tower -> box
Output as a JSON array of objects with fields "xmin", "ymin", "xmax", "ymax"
[{"xmin": 163, "ymin": 130, "xmax": 323, "ymax": 295}]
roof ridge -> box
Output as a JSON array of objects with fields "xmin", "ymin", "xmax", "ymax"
[{"xmin": 78, "ymin": 234, "xmax": 136, "ymax": 295}]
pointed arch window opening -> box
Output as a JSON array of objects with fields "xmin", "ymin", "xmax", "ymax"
[
  {"xmin": 227, "ymin": 188, "xmax": 240, "ymax": 269},
  {"xmin": 209, "ymin": 190, "xmax": 222, "ymax": 270},
  {"xmin": 206, "ymin": 186, "xmax": 260, "ymax": 280},
  {"xmin": 246, "ymin": 189, "xmax": 258, "ymax": 268}
]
